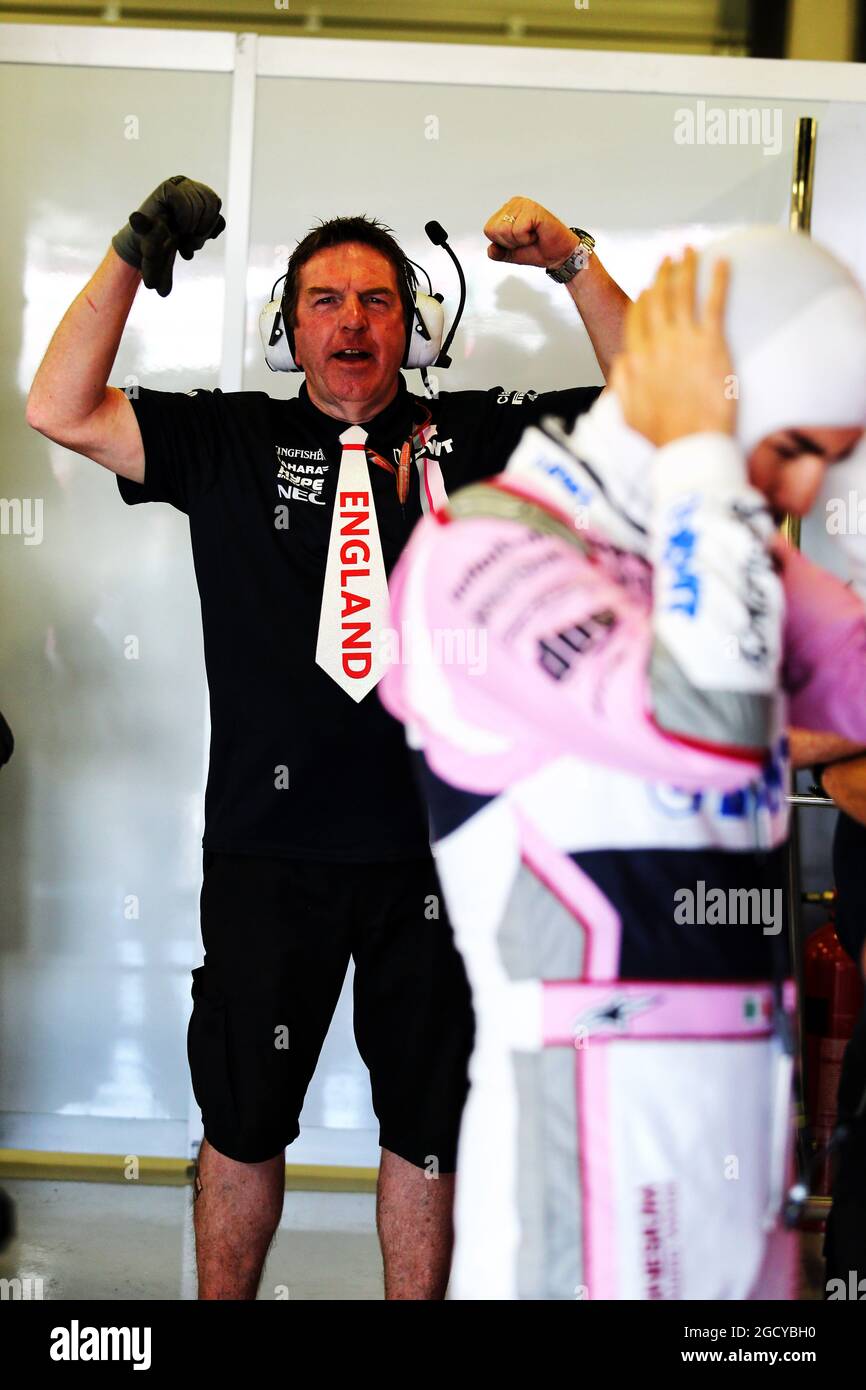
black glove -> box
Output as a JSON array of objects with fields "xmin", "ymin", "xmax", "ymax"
[{"xmin": 112, "ymin": 175, "xmax": 226, "ymax": 298}]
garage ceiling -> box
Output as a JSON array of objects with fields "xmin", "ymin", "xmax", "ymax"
[{"xmin": 0, "ymin": 0, "xmax": 754, "ymax": 53}]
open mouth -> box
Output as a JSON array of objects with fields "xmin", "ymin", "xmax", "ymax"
[{"xmin": 332, "ymin": 349, "xmax": 373, "ymax": 363}]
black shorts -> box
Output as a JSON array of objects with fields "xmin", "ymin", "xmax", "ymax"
[{"xmin": 187, "ymin": 850, "xmax": 475, "ymax": 1170}]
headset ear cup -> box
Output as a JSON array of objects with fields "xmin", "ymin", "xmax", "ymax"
[
  {"xmin": 281, "ymin": 298, "xmax": 300, "ymax": 370},
  {"xmin": 402, "ymin": 305, "xmax": 413, "ymax": 367},
  {"xmin": 405, "ymin": 292, "xmax": 445, "ymax": 370},
  {"xmin": 402, "ymin": 268, "xmax": 416, "ymax": 367},
  {"xmin": 285, "ymin": 317, "xmax": 299, "ymax": 370},
  {"xmin": 259, "ymin": 298, "xmax": 301, "ymax": 371}
]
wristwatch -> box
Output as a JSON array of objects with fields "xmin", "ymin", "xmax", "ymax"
[{"xmin": 545, "ymin": 227, "xmax": 596, "ymax": 284}]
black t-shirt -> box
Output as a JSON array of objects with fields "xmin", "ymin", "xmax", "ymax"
[{"xmin": 118, "ymin": 372, "xmax": 601, "ymax": 861}]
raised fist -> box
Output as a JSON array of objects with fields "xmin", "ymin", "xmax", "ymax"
[{"xmin": 112, "ymin": 175, "xmax": 225, "ymax": 297}]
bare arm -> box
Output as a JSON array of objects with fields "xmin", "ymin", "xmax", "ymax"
[
  {"xmin": 821, "ymin": 756, "xmax": 866, "ymax": 826},
  {"xmin": 788, "ymin": 727, "xmax": 866, "ymax": 823},
  {"xmin": 788, "ymin": 728, "xmax": 866, "ymax": 771},
  {"xmin": 563, "ymin": 252, "xmax": 629, "ymax": 379},
  {"xmin": 483, "ymin": 196, "xmax": 630, "ymax": 382},
  {"xmin": 26, "ymin": 246, "xmax": 145, "ymax": 483}
]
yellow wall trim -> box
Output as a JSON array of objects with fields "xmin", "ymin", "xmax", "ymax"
[{"xmin": 0, "ymin": 1148, "xmax": 378, "ymax": 1192}]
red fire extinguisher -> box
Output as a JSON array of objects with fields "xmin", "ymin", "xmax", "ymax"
[{"xmin": 803, "ymin": 891, "xmax": 865, "ymax": 1195}]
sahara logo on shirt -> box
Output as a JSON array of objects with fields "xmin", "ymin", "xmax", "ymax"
[{"xmin": 275, "ymin": 444, "xmax": 328, "ymax": 506}]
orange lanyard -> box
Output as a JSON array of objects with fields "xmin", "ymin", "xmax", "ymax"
[{"xmin": 366, "ymin": 405, "xmax": 433, "ymax": 507}]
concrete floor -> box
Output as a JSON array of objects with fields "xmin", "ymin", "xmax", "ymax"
[
  {"xmin": 0, "ymin": 1177, "xmax": 828, "ymax": 1300},
  {"xmin": 0, "ymin": 1179, "xmax": 382, "ymax": 1300}
]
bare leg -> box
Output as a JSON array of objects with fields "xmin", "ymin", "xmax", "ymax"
[
  {"xmin": 193, "ymin": 1136, "xmax": 286, "ymax": 1300},
  {"xmin": 376, "ymin": 1147, "xmax": 455, "ymax": 1300}
]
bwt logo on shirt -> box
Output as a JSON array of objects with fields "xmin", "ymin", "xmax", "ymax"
[
  {"xmin": 50, "ymin": 1319, "xmax": 151, "ymax": 1370},
  {"xmin": 394, "ymin": 422, "xmax": 454, "ymax": 464},
  {"xmin": 662, "ymin": 496, "xmax": 701, "ymax": 617}
]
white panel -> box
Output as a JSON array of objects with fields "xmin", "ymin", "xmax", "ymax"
[
  {"xmin": 243, "ymin": 74, "xmax": 827, "ymax": 1131},
  {"xmin": 798, "ymin": 103, "xmax": 866, "ymax": 898},
  {"xmin": 0, "ymin": 61, "xmax": 232, "ymax": 1142},
  {"xmin": 245, "ymin": 77, "xmax": 808, "ymax": 404},
  {"xmin": 256, "ymin": 35, "xmax": 866, "ymax": 101},
  {"xmin": 220, "ymin": 32, "xmax": 258, "ymax": 392},
  {"xmin": 4, "ymin": 24, "xmax": 864, "ymax": 1166},
  {"xmin": 802, "ymin": 101, "xmax": 866, "ymax": 586},
  {"xmin": 0, "ymin": 21, "xmax": 236, "ymax": 71}
]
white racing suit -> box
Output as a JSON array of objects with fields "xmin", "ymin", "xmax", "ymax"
[{"xmin": 379, "ymin": 420, "xmax": 866, "ymax": 1300}]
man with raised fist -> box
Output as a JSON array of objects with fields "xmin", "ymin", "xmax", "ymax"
[{"xmin": 26, "ymin": 176, "xmax": 629, "ymax": 1299}]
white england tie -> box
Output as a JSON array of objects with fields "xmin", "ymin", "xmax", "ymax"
[{"xmin": 315, "ymin": 424, "xmax": 391, "ymax": 702}]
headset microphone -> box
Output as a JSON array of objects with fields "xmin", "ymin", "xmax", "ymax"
[
  {"xmin": 423, "ymin": 221, "xmax": 466, "ymax": 371},
  {"xmin": 260, "ymin": 221, "xmax": 467, "ymax": 379}
]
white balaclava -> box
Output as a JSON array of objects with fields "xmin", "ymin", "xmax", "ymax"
[
  {"xmin": 699, "ymin": 226, "xmax": 866, "ymax": 454},
  {"xmin": 507, "ymin": 227, "xmax": 866, "ymax": 554}
]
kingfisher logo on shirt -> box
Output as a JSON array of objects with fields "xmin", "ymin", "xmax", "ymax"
[{"xmin": 275, "ymin": 445, "xmax": 328, "ymax": 505}]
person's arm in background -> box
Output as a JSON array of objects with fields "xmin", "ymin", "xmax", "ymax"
[
  {"xmin": 788, "ymin": 728, "xmax": 866, "ymax": 826},
  {"xmin": 788, "ymin": 729, "xmax": 866, "ymax": 773},
  {"xmin": 564, "ymin": 255, "xmax": 629, "ymax": 382},
  {"xmin": 822, "ymin": 757, "xmax": 866, "ymax": 827},
  {"xmin": 483, "ymin": 196, "xmax": 630, "ymax": 380},
  {"xmin": 26, "ymin": 175, "xmax": 224, "ymax": 483}
]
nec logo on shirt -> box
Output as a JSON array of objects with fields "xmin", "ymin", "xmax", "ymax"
[{"xmin": 275, "ymin": 444, "xmax": 329, "ymax": 506}]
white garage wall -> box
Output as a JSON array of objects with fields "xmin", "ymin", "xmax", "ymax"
[
  {"xmin": 1, "ymin": 24, "xmax": 863, "ymax": 1165},
  {"xmin": 0, "ymin": 43, "xmax": 233, "ymax": 1162}
]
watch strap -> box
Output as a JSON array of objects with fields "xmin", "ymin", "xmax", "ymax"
[{"xmin": 546, "ymin": 227, "xmax": 596, "ymax": 284}]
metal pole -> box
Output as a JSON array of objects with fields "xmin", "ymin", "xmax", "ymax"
[
  {"xmin": 785, "ymin": 113, "xmax": 819, "ymax": 1202},
  {"xmin": 789, "ymin": 114, "xmax": 818, "ymax": 233},
  {"xmin": 781, "ymin": 116, "xmax": 818, "ymax": 556}
]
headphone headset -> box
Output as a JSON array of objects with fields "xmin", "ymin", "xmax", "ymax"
[{"xmin": 259, "ymin": 220, "xmax": 466, "ymax": 383}]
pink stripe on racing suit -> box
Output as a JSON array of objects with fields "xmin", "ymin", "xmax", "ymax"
[{"xmin": 379, "ymin": 424, "xmax": 866, "ymax": 1301}]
